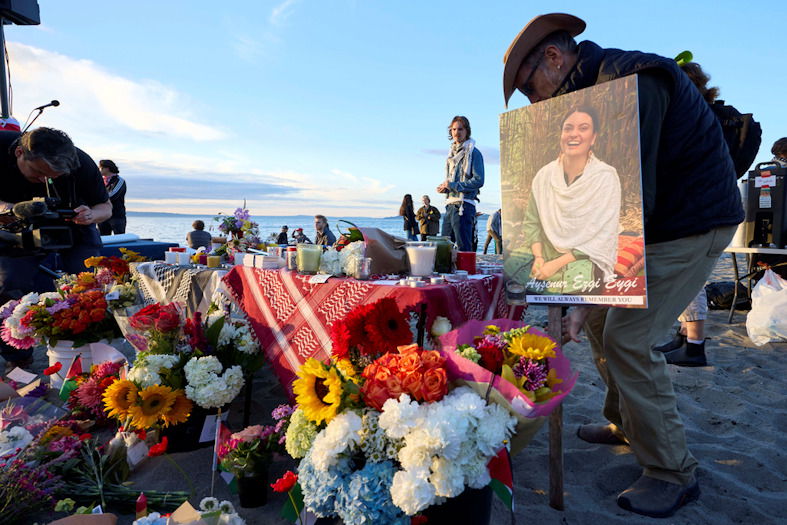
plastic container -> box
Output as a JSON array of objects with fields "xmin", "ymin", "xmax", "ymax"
[{"xmin": 46, "ymin": 340, "xmax": 94, "ymax": 389}]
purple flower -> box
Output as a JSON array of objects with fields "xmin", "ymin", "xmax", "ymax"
[
  {"xmin": 512, "ymin": 358, "xmax": 548, "ymax": 391},
  {"xmin": 271, "ymin": 404, "xmax": 294, "ymax": 421},
  {"xmin": 45, "ymin": 300, "xmax": 71, "ymax": 315},
  {"xmin": 22, "ymin": 383, "xmax": 49, "ymax": 399},
  {"xmin": 0, "ymin": 300, "xmax": 19, "ymax": 320},
  {"xmin": 234, "ymin": 207, "xmax": 250, "ymax": 221}
]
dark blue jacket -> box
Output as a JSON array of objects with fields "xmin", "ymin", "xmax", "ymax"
[{"xmin": 554, "ymin": 41, "xmax": 743, "ymax": 244}]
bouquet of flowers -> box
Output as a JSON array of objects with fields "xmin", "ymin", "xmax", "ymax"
[
  {"xmin": 282, "ymin": 300, "xmax": 519, "ymax": 523},
  {"xmin": 0, "ymin": 290, "xmax": 120, "ymax": 349},
  {"xmin": 67, "ymin": 361, "xmax": 125, "ymax": 422},
  {"xmin": 218, "ymin": 405, "xmax": 291, "ymax": 477},
  {"xmin": 213, "ymin": 205, "xmax": 261, "ymax": 258},
  {"xmin": 439, "ymin": 319, "xmax": 578, "ymax": 454}
]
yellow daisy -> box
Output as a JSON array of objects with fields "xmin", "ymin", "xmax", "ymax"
[
  {"xmin": 507, "ymin": 333, "xmax": 557, "ymax": 362},
  {"xmin": 103, "ymin": 379, "xmax": 138, "ymax": 419},
  {"xmin": 293, "ymin": 358, "xmax": 344, "ymax": 425},
  {"xmin": 128, "ymin": 384, "xmax": 176, "ymax": 429},
  {"xmin": 333, "ymin": 358, "xmax": 358, "ymax": 382},
  {"xmin": 161, "ymin": 391, "xmax": 193, "ymax": 427}
]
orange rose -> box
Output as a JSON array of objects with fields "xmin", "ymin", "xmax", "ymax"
[
  {"xmin": 373, "ymin": 366, "xmax": 393, "ymax": 384},
  {"xmin": 402, "ymin": 370, "xmax": 424, "ymax": 398},
  {"xmin": 421, "ymin": 367, "xmax": 447, "ymax": 403},
  {"xmin": 397, "ymin": 343, "xmax": 420, "ymax": 354},
  {"xmin": 361, "ymin": 379, "xmax": 393, "ymax": 411},
  {"xmin": 362, "ymin": 363, "xmax": 379, "ymax": 380},
  {"xmin": 420, "ymin": 350, "xmax": 445, "ymax": 370},
  {"xmin": 384, "ymin": 373, "xmax": 404, "ymax": 397},
  {"xmin": 398, "ymin": 351, "xmax": 421, "ymax": 374}
]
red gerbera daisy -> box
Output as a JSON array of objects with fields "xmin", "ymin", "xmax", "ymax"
[{"xmin": 363, "ymin": 298, "xmax": 412, "ymax": 356}]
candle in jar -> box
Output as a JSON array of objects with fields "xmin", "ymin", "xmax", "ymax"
[
  {"xmin": 405, "ymin": 242, "xmax": 437, "ymax": 277},
  {"xmin": 207, "ymin": 255, "xmax": 221, "ymax": 268},
  {"xmin": 297, "ymin": 244, "xmax": 322, "ymax": 274}
]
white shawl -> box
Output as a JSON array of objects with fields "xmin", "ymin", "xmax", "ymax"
[
  {"xmin": 445, "ymin": 139, "xmax": 476, "ymax": 214},
  {"xmin": 531, "ymin": 154, "xmax": 621, "ymax": 280}
]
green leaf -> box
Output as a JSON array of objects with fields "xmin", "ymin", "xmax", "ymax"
[
  {"xmin": 205, "ymin": 316, "xmax": 226, "ymax": 348},
  {"xmin": 280, "ymin": 483, "xmax": 304, "ymax": 522},
  {"xmin": 673, "ymin": 50, "xmax": 693, "ymax": 65}
]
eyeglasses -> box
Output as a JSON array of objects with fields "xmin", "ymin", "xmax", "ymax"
[{"xmin": 517, "ymin": 53, "xmax": 544, "ymax": 98}]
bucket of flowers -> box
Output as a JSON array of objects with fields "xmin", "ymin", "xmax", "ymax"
[
  {"xmin": 0, "ymin": 290, "xmax": 122, "ymax": 388},
  {"xmin": 217, "ymin": 405, "xmax": 291, "ymax": 509},
  {"xmin": 106, "ymin": 302, "xmax": 264, "ymax": 452},
  {"xmin": 280, "ymin": 299, "xmax": 524, "ymax": 524},
  {"xmin": 438, "ymin": 318, "xmax": 578, "ymax": 454}
]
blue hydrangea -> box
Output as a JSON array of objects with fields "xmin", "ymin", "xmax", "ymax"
[
  {"xmin": 298, "ymin": 449, "xmax": 351, "ymax": 517},
  {"xmin": 336, "ymin": 461, "xmax": 407, "ymax": 525}
]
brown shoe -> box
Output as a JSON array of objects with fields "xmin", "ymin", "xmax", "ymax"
[
  {"xmin": 577, "ymin": 423, "xmax": 629, "ymax": 445},
  {"xmin": 617, "ymin": 475, "xmax": 700, "ymax": 518}
]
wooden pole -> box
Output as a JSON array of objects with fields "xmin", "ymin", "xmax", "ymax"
[{"xmin": 547, "ymin": 305, "xmax": 564, "ymax": 510}]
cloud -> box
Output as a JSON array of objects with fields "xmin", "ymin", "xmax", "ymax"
[
  {"xmin": 7, "ymin": 42, "xmax": 225, "ymax": 142},
  {"xmin": 270, "ymin": 0, "xmax": 300, "ymax": 25}
]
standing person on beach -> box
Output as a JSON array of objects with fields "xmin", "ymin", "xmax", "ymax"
[
  {"xmin": 399, "ymin": 194, "xmax": 419, "ymax": 241},
  {"xmin": 437, "ymin": 116, "xmax": 484, "ymax": 252},
  {"xmin": 415, "ymin": 195, "xmax": 441, "ymax": 241},
  {"xmin": 313, "ymin": 215, "xmax": 336, "ymax": 247},
  {"xmin": 277, "ymin": 225, "xmax": 289, "ymax": 245},
  {"xmin": 97, "ymin": 159, "xmax": 126, "ymax": 235},
  {"xmin": 503, "ymin": 13, "xmax": 742, "ymax": 518},
  {"xmin": 484, "ymin": 208, "xmax": 503, "ymax": 254}
]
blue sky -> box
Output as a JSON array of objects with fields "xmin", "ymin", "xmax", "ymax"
[{"xmin": 6, "ymin": 1, "xmax": 785, "ymax": 216}]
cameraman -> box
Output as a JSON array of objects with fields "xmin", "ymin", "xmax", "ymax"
[{"xmin": 0, "ymin": 127, "xmax": 110, "ymax": 369}]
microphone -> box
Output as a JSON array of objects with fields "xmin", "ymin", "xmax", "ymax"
[
  {"xmin": 34, "ymin": 100, "xmax": 60, "ymax": 111},
  {"xmin": 12, "ymin": 200, "xmax": 48, "ymax": 219}
]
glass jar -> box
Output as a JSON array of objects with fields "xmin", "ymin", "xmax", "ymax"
[{"xmin": 427, "ymin": 236, "xmax": 453, "ymax": 273}]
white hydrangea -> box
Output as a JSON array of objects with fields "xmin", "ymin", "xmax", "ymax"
[
  {"xmin": 310, "ymin": 411, "xmax": 362, "ymax": 471},
  {"xmin": 184, "ymin": 356, "xmax": 244, "ymax": 409},
  {"xmin": 127, "ymin": 353, "xmax": 179, "ymax": 388},
  {"xmin": 390, "ymin": 469, "xmax": 436, "ymax": 516}
]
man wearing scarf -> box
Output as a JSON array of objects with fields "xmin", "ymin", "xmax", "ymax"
[
  {"xmin": 437, "ymin": 116, "xmax": 485, "ymax": 252},
  {"xmin": 503, "ymin": 13, "xmax": 742, "ymax": 518}
]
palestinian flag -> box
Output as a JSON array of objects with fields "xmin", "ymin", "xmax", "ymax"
[
  {"xmin": 58, "ymin": 354, "xmax": 83, "ymax": 401},
  {"xmin": 488, "ymin": 446, "xmax": 515, "ymax": 512}
]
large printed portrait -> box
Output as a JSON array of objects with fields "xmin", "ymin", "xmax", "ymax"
[{"xmin": 500, "ymin": 76, "xmax": 647, "ymax": 307}]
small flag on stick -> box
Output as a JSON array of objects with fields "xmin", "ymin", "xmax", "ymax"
[{"xmin": 58, "ymin": 354, "xmax": 82, "ymax": 401}]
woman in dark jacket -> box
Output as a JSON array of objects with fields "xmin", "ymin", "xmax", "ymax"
[{"xmin": 399, "ymin": 194, "xmax": 418, "ymax": 241}]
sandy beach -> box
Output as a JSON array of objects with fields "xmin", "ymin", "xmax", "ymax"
[{"xmin": 20, "ymin": 253, "xmax": 787, "ymax": 525}]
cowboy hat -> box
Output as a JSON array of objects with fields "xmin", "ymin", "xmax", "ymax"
[{"xmin": 502, "ymin": 13, "xmax": 586, "ymax": 107}]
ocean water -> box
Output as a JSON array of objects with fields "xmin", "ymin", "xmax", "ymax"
[{"xmin": 124, "ymin": 213, "xmax": 489, "ymax": 251}]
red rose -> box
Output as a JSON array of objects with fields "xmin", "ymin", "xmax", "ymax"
[
  {"xmin": 271, "ymin": 470, "xmax": 298, "ymax": 492},
  {"xmin": 420, "ymin": 367, "xmax": 447, "ymax": 403},
  {"xmin": 476, "ymin": 345, "xmax": 504, "ymax": 375},
  {"xmin": 420, "ymin": 350, "xmax": 445, "ymax": 370},
  {"xmin": 384, "ymin": 373, "xmax": 404, "ymax": 398},
  {"xmin": 154, "ymin": 309, "xmax": 180, "ymax": 333}
]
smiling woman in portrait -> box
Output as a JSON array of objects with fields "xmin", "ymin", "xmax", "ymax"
[{"xmin": 523, "ymin": 105, "xmax": 621, "ymax": 292}]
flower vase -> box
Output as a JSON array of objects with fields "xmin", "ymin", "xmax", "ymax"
[
  {"xmin": 46, "ymin": 340, "xmax": 94, "ymax": 389},
  {"xmin": 160, "ymin": 405, "xmax": 228, "ymax": 453},
  {"xmin": 237, "ymin": 471, "xmax": 268, "ymax": 508},
  {"xmin": 422, "ymin": 485, "xmax": 492, "ymax": 525}
]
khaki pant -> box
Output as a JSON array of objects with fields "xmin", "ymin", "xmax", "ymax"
[{"xmin": 584, "ymin": 225, "xmax": 736, "ymax": 485}]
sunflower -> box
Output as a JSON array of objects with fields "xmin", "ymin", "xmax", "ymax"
[
  {"xmin": 293, "ymin": 358, "xmax": 344, "ymax": 425},
  {"xmin": 128, "ymin": 384, "xmax": 177, "ymax": 429},
  {"xmin": 507, "ymin": 332, "xmax": 557, "ymax": 362},
  {"xmin": 103, "ymin": 379, "xmax": 138, "ymax": 419},
  {"xmin": 161, "ymin": 391, "xmax": 193, "ymax": 427}
]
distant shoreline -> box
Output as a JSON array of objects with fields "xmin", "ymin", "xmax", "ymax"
[{"xmin": 127, "ymin": 211, "xmax": 488, "ymax": 219}]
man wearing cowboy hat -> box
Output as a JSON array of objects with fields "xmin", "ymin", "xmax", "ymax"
[{"xmin": 503, "ymin": 13, "xmax": 742, "ymax": 518}]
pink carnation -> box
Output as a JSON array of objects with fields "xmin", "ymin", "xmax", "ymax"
[
  {"xmin": 93, "ymin": 361, "xmax": 122, "ymax": 379},
  {"xmin": 0, "ymin": 325, "xmax": 36, "ymax": 350}
]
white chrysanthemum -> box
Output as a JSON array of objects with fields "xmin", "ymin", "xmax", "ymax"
[
  {"xmin": 390, "ymin": 469, "xmax": 436, "ymax": 516},
  {"xmin": 310, "ymin": 411, "xmax": 362, "ymax": 471},
  {"xmin": 128, "ymin": 354, "xmax": 179, "ymax": 388},
  {"xmin": 475, "ymin": 403, "xmax": 517, "ymax": 456},
  {"xmin": 185, "ymin": 357, "xmax": 245, "ymax": 408},
  {"xmin": 430, "ymin": 456, "xmax": 466, "ymax": 498},
  {"xmin": 378, "ymin": 394, "xmax": 422, "ymax": 439},
  {"xmin": 464, "ymin": 455, "xmax": 492, "ymax": 489}
]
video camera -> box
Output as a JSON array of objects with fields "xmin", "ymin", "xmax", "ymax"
[{"xmin": 0, "ymin": 197, "xmax": 74, "ymax": 254}]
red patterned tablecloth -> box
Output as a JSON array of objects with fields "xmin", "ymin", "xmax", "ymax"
[{"xmin": 223, "ymin": 267, "xmax": 519, "ymax": 398}]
